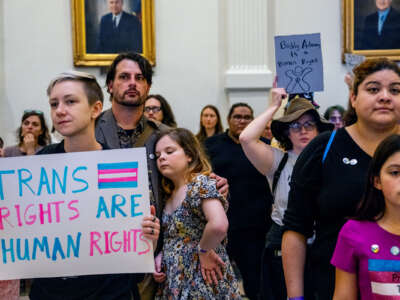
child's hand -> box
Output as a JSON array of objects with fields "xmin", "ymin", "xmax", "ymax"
[
  {"xmin": 199, "ymin": 249, "xmax": 225, "ymax": 285},
  {"xmin": 153, "ymin": 252, "xmax": 166, "ymax": 283}
]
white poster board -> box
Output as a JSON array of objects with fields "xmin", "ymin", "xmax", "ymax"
[{"xmin": 0, "ymin": 147, "xmax": 154, "ymax": 280}]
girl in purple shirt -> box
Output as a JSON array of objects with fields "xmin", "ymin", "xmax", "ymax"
[{"xmin": 332, "ymin": 134, "xmax": 400, "ymax": 300}]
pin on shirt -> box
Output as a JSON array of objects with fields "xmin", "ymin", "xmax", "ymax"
[
  {"xmin": 371, "ymin": 244, "xmax": 380, "ymax": 254},
  {"xmin": 342, "ymin": 157, "xmax": 358, "ymax": 165}
]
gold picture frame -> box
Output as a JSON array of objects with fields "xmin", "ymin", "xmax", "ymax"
[
  {"xmin": 342, "ymin": 0, "xmax": 400, "ymax": 61},
  {"xmin": 71, "ymin": 0, "xmax": 155, "ymax": 66}
]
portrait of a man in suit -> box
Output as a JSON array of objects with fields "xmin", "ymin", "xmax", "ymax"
[
  {"xmin": 96, "ymin": 0, "xmax": 142, "ymax": 53},
  {"xmin": 356, "ymin": 0, "xmax": 400, "ymax": 50}
]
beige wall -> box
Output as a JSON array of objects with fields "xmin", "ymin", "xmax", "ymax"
[{"xmin": 0, "ymin": 0, "xmax": 350, "ymax": 146}]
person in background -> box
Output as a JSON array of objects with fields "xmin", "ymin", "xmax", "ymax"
[
  {"xmin": 205, "ymin": 102, "xmax": 272, "ymax": 300},
  {"xmin": 324, "ymin": 105, "xmax": 345, "ymax": 130},
  {"xmin": 95, "ymin": 52, "xmax": 229, "ymax": 299},
  {"xmin": 144, "ymin": 94, "xmax": 177, "ymax": 127},
  {"xmin": 195, "ymin": 105, "xmax": 223, "ymax": 144},
  {"xmin": 30, "ymin": 70, "xmax": 160, "ymax": 300},
  {"xmin": 240, "ymin": 84, "xmax": 332, "ymax": 300},
  {"xmin": 261, "ymin": 120, "xmax": 273, "ymax": 142},
  {"xmin": 153, "ymin": 128, "xmax": 241, "ymax": 299},
  {"xmin": 3, "ymin": 110, "xmax": 51, "ymax": 157},
  {"xmin": 0, "ymin": 137, "xmax": 4, "ymax": 157},
  {"xmin": 332, "ymin": 134, "xmax": 400, "ymax": 300},
  {"xmin": 282, "ymin": 58, "xmax": 400, "ymax": 300}
]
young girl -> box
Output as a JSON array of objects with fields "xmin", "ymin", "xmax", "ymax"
[
  {"xmin": 332, "ymin": 134, "xmax": 400, "ymax": 300},
  {"xmin": 153, "ymin": 128, "xmax": 241, "ymax": 299}
]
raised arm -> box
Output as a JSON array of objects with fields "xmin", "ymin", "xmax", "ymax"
[{"xmin": 239, "ymin": 87, "xmax": 287, "ymax": 175}]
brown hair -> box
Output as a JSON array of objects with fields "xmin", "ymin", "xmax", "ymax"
[
  {"xmin": 195, "ymin": 105, "xmax": 223, "ymax": 143},
  {"xmin": 155, "ymin": 128, "xmax": 212, "ymax": 196},
  {"xmin": 344, "ymin": 58, "xmax": 400, "ymax": 126}
]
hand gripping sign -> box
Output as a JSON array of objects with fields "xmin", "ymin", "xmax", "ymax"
[{"xmin": 0, "ymin": 147, "xmax": 154, "ymax": 280}]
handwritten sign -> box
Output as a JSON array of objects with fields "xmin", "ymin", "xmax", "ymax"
[
  {"xmin": 274, "ymin": 33, "xmax": 323, "ymax": 94},
  {"xmin": 0, "ymin": 148, "xmax": 154, "ymax": 280},
  {"xmin": 344, "ymin": 53, "xmax": 365, "ymax": 74}
]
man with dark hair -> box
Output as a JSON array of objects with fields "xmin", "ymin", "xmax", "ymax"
[
  {"xmin": 97, "ymin": 0, "xmax": 142, "ymax": 53},
  {"xmin": 95, "ymin": 52, "xmax": 228, "ymax": 299},
  {"xmin": 360, "ymin": 0, "xmax": 400, "ymax": 49},
  {"xmin": 205, "ymin": 103, "xmax": 272, "ymax": 300}
]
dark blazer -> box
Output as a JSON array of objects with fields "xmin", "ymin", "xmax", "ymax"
[
  {"xmin": 97, "ymin": 11, "xmax": 142, "ymax": 53},
  {"xmin": 360, "ymin": 7, "xmax": 400, "ymax": 50}
]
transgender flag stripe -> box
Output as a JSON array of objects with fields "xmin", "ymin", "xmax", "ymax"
[
  {"xmin": 371, "ymin": 282, "xmax": 400, "ymax": 297},
  {"xmin": 97, "ymin": 162, "xmax": 138, "ymax": 189},
  {"xmin": 368, "ymin": 259, "xmax": 400, "ymax": 299},
  {"xmin": 369, "ymin": 259, "xmax": 400, "ymax": 272}
]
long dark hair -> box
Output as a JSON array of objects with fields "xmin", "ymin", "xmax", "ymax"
[
  {"xmin": 195, "ymin": 105, "xmax": 223, "ymax": 143},
  {"xmin": 155, "ymin": 128, "xmax": 212, "ymax": 197},
  {"xmin": 355, "ymin": 134, "xmax": 400, "ymax": 221},
  {"xmin": 344, "ymin": 58, "xmax": 400, "ymax": 126},
  {"xmin": 145, "ymin": 94, "xmax": 177, "ymax": 127},
  {"xmin": 17, "ymin": 111, "xmax": 51, "ymax": 146}
]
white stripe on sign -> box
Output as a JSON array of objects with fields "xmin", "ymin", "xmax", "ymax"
[
  {"xmin": 371, "ymin": 281, "xmax": 400, "ymax": 296},
  {"xmin": 98, "ymin": 172, "xmax": 137, "ymax": 179}
]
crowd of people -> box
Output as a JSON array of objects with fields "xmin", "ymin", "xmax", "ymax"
[{"xmin": 1, "ymin": 53, "xmax": 400, "ymax": 300}]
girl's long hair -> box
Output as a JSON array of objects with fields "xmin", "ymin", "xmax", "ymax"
[
  {"xmin": 355, "ymin": 134, "xmax": 400, "ymax": 220},
  {"xmin": 155, "ymin": 128, "xmax": 212, "ymax": 197}
]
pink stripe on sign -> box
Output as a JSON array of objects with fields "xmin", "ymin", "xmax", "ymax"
[
  {"xmin": 369, "ymin": 271, "xmax": 400, "ymax": 283},
  {"xmin": 98, "ymin": 168, "xmax": 137, "ymax": 174},
  {"xmin": 98, "ymin": 176, "xmax": 137, "ymax": 183}
]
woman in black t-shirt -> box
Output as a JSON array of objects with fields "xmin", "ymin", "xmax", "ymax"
[{"xmin": 282, "ymin": 58, "xmax": 400, "ymax": 300}]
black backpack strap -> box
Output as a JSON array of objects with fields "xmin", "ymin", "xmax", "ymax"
[{"xmin": 272, "ymin": 152, "xmax": 289, "ymax": 199}]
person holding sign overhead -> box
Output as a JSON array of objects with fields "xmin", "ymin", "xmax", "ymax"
[
  {"xmin": 239, "ymin": 79, "xmax": 332, "ymax": 300},
  {"xmin": 29, "ymin": 71, "xmax": 160, "ymax": 300}
]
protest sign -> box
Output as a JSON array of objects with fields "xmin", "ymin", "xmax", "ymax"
[
  {"xmin": 274, "ymin": 33, "xmax": 324, "ymax": 94},
  {"xmin": 344, "ymin": 53, "xmax": 365, "ymax": 74},
  {"xmin": 0, "ymin": 147, "xmax": 154, "ymax": 280}
]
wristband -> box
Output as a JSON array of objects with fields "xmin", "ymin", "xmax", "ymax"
[
  {"xmin": 197, "ymin": 244, "xmax": 209, "ymax": 254},
  {"xmin": 289, "ymin": 297, "xmax": 304, "ymax": 300}
]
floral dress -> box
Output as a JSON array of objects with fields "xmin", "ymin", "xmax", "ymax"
[{"xmin": 155, "ymin": 175, "xmax": 241, "ymax": 300}]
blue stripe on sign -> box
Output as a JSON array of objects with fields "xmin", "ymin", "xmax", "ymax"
[
  {"xmin": 368, "ymin": 259, "xmax": 400, "ymax": 272},
  {"xmin": 98, "ymin": 181, "xmax": 138, "ymax": 189},
  {"xmin": 97, "ymin": 162, "xmax": 138, "ymax": 170}
]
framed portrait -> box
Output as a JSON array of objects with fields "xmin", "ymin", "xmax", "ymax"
[
  {"xmin": 71, "ymin": 0, "xmax": 155, "ymax": 66},
  {"xmin": 343, "ymin": 0, "xmax": 400, "ymax": 61}
]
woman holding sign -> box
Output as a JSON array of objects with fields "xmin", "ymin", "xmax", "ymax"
[
  {"xmin": 152, "ymin": 128, "xmax": 241, "ymax": 299},
  {"xmin": 282, "ymin": 58, "xmax": 400, "ymax": 300},
  {"xmin": 29, "ymin": 71, "xmax": 160, "ymax": 300}
]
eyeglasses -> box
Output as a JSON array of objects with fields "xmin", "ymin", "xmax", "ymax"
[
  {"xmin": 288, "ymin": 120, "xmax": 316, "ymax": 133},
  {"xmin": 231, "ymin": 114, "xmax": 253, "ymax": 122},
  {"xmin": 24, "ymin": 109, "xmax": 43, "ymax": 115},
  {"xmin": 329, "ymin": 116, "xmax": 342, "ymax": 123},
  {"xmin": 144, "ymin": 106, "xmax": 161, "ymax": 113}
]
